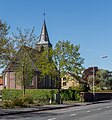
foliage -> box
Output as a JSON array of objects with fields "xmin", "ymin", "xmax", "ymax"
[
  {"xmin": 2, "ymin": 89, "xmax": 22, "ymax": 100},
  {"xmin": 2, "ymin": 89, "xmax": 57, "ymax": 102},
  {"xmin": 34, "ymin": 48, "xmax": 58, "ymax": 78},
  {"xmin": 3, "ymin": 95, "xmax": 34, "ymax": 108},
  {"xmin": 107, "ymin": 73, "xmax": 112, "ymax": 89},
  {"xmin": 60, "ymin": 89, "xmax": 80, "ymax": 101},
  {"xmin": 53, "ymin": 40, "xmax": 84, "ymax": 78},
  {"xmin": 0, "ymin": 19, "xmax": 14, "ymax": 68},
  {"xmin": 12, "ymin": 27, "xmax": 37, "ymax": 50},
  {"xmin": 2, "ymin": 89, "xmax": 55, "ymax": 107},
  {"xmin": 95, "ymin": 69, "xmax": 112, "ymax": 90},
  {"xmin": 12, "ymin": 97, "xmax": 25, "ymax": 106},
  {"xmin": 12, "ymin": 95, "xmax": 34, "ymax": 107},
  {"xmin": 14, "ymin": 47, "xmax": 36, "ymax": 87},
  {"xmin": 79, "ymin": 83, "xmax": 90, "ymax": 92},
  {"xmin": 3, "ymin": 100, "xmax": 14, "ymax": 108},
  {"xmin": 10, "ymin": 28, "xmax": 38, "ymax": 92},
  {"xmin": 2, "ymin": 89, "xmax": 82, "ymax": 105}
]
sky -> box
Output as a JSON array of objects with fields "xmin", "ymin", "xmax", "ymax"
[{"xmin": 0, "ymin": 0, "xmax": 112, "ymax": 73}]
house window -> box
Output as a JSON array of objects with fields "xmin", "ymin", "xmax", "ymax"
[
  {"xmin": 63, "ymin": 82, "xmax": 66, "ymax": 86},
  {"xmin": 47, "ymin": 76, "xmax": 51, "ymax": 87},
  {"xmin": 43, "ymin": 76, "xmax": 46, "ymax": 86},
  {"xmin": 26, "ymin": 77, "xmax": 34, "ymax": 86}
]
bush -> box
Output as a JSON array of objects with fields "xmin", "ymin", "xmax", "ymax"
[
  {"xmin": 3, "ymin": 100, "xmax": 14, "ymax": 108},
  {"xmin": 60, "ymin": 89, "xmax": 80, "ymax": 101},
  {"xmin": 12, "ymin": 97, "xmax": 24, "ymax": 106},
  {"xmin": 12, "ymin": 95, "xmax": 34, "ymax": 107},
  {"xmin": 2, "ymin": 89, "xmax": 23, "ymax": 100},
  {"xmin": 2, "ymin": 89, "xmax": 58, "ymax": 105},
  {"xmin": 22, "ymin": 95, "xmax": 34, "ymax": 104}
]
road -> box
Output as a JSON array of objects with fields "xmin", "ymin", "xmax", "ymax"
[{"xmin": 0, "ymin": 101, "xmax": 112, "ymax": 120}]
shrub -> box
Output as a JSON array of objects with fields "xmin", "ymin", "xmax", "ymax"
[
  {"xmin": 2, "ymin": 89, "xmax": 58, "ymax": 105},
  {"xmin": 12, "ymin": 97, "xmax": 24, "ymax": 106},
  {"xmin": 3, "ymin": 100, "xmax": 14, "ymax": 108},
  {"xmin": 60, "ymin": 88, "xmax": 81, "ymax": 101},
  {"xmin": 2, "ymin": 89, "xmax": 23, "ymax": 100},
  {"xmin": 12, "ymin": 95, "xmax": 34, "ymax": 107},
  {"xmin": 22, "ymin": 95, "xmax": 34, "ymax": 104},
  {"xmin": 74, "ymin": 91, "xmax": 80, "ymax": 101}
]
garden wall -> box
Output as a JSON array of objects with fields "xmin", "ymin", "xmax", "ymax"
[{"xmin": 80, "ymin": 92, "xmax": 112, "ymax": 102}]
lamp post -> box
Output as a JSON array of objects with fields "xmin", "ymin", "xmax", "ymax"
[
  {"xmin": 22, "ymin": 64, "xmax": 25, "ymax": 96},
  {"xmin": 93, "ymin": 56, "xmax": 108, "ymax": 100}
]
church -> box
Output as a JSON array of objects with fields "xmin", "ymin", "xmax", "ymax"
[{"xmin": 3, "ymin": 20, "xmax": 59, "ymax": 90}]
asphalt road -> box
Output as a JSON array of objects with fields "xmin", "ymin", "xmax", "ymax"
[{"xmin": 1, "ymin": 100, "xmax": 112, "ymax": 120}]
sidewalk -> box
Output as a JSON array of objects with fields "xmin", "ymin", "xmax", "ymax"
[
  {"xmin": 0, "ymin": 100, "xmax": 111, "ymax": 116},
  {"xmin": 0, "ymin": 102, "xmax": 89, "ymax": 116}
]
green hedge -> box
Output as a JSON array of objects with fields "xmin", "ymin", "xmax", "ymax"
[
  {"xmin": 60, "ymin": 89, "xmax": 80, "ymax": 101},
  {"xmin": 2, "ymin": 89, "xmax": 57, "ymax": 101},
  {"xmin": 2, "ymin": 89, "xmax": 80, "ymax": 102}
]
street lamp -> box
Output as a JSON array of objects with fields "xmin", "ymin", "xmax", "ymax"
[
  {"xmin": 22, "ymin": 64, "xmax": 25, "ymax": 96},
  {"xmin": 93, "ymin": 56, "xmax": 108, "ymax": 100}
]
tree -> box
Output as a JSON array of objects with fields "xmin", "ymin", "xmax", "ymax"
[
  {"xmin": 12, "ymin": 27, "xmax": 37, "ymax": 50},
  {"xmin": 34, "ymin": 48, "xmax": 58, "ymax": 78},
  {"xmin": 53, "ymin": 40, "xmax": 84, "ymax": 103},
  {"xmin": 12, "ymin": 27, "xmax": 38, "ymax": 95},
  {"xmin": 53, "ymin": 40, "xmax": 84, "ymax": 92},
  {"xmin": 82, "ymin": 67, "xmax": 98, "ymax": 88},
  {"xmin": 95, "ymin": 69, "xmax": 110, "ymax": 90},
  {"xmin": 106, "ymin": 72, "xmax": 112, "ymax": 89},
  {"xmin": 0, "ymin": 20, "xmax": 13, "ymax": 68},
  {"xmin": 53, "ymin": 40, "xmax": 84, "ymax": 78}
]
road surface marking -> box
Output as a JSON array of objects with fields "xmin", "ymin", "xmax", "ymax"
[
  {"xmin": 87, "ymin": 111, "xmax": 91, "ymax": 112},
  {"xmin": 70, "ymin": 113, "xmax": 76, "ymax": 116},
  {"xmin": 106, "ymin": 107, "xmax": 110, "ymax": 108},
  {"xmin": 97, "ymin": 108, "xmax": 102, "ymax": 110},
  {"xmin": 48, "ymin": 118, "xmax": 56, "ymax": 120}
]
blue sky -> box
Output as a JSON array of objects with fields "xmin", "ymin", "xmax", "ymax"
[{"xmin": 0, "ymin": 0, "xmax": 112, "ymax": 73}]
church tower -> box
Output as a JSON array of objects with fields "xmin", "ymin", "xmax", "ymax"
[{"xmin": 36, "ymin": 20, "xmax": 52, "ymax": 52}]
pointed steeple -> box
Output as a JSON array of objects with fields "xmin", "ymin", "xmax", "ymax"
[{"xmin": 36, "ymin": 20, "xmax": 52, "ymax": 51}]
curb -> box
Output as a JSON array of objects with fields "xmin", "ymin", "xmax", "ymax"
[
  {"xmin": 0, "ymin": 104, "xmax": 83, "ymax": 116},
  {"xmin": 0, "ymin": 100, "xmax": 111, "ymax": 116}
]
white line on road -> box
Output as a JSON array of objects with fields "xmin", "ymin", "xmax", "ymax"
[
  {"xmin": 70, "ymin": 113, "xmax": 76, "ymax": 116},
  {"xmin": 97, "ymin": 108, "xmax": 102, "ymax": 110},
  {"xmin": 87, "ymin": 111, "xmax": 91, "ymax": 112},
  {"xmin": 106, "ymin": 107, "xmax": 110, "ymax": 108},
  {"xmin": 48, "ymin": 118, "xmax": 56, "ymax": 120}
]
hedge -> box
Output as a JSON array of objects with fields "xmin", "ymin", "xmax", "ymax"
[
  {"xmin": 2, "ymin": 89, "xmax": 80, "ymax": 102},
  {"xmin": 2, "ymin": 89, "xmax": 57, "ymax": 101}
]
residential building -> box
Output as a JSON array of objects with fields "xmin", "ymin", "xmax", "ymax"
[{"xmin": 61, "ymin": 72, "xmax": 80, "ymax": 89}]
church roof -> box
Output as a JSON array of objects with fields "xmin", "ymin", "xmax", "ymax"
[
  {"xmin": 37, "ymin": 20, "xmax": 52, "ymax": 47},
  {"xmin": 3, "ymin": 46, "xmax": 40, "ymax": 73}
]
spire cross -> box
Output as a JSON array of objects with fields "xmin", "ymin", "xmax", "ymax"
[{"xmin": 42, "ymin": 12, "xmax": 46, "ymax": 20}]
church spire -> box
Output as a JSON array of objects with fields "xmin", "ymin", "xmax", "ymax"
[{"xmin": 36, "ymin": 19, "xmax": 52, "ymax": 51}]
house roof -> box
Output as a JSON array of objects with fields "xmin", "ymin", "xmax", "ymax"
[{"xmin": 66, "ymin": 72, "xmax": 87, "ymax": 84}]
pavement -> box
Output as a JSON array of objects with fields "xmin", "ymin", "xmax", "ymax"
[{"xmin": 0, "ymin": 100, "xmax": 111, "ymax": 116}]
